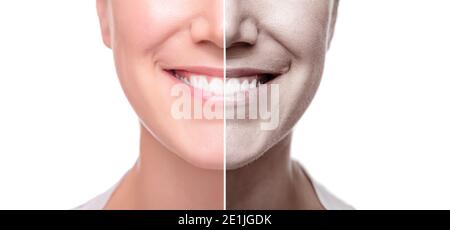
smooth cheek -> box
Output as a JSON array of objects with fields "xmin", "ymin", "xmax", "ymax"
[
  {"xmin": 111, "ymin": 1, "xmax": 193, "ymax": 53},
  {"xmin": 115, "ymin": 56, "xmax": 223, "ymax": 169},
  {"xmin": 111, "ymin": 13, "xmax": 224, "ymax": 169}
]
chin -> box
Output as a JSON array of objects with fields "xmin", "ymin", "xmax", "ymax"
[
  {"xmin": 174, "ymin": 131, "xmax": 224, "ymax": 170},
  {"xmin": 225, "ymin": 123, "xmax": 287, "ymax": 170},
  {"xmin": 225, "ymin": 145, "xmax": 266, "ymax": 170},
  {"xmin": 180, "ymin": 147, "xmax": 224, "ymax": 170}
]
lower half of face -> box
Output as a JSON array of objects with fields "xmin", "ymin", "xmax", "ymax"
[
  {"xmin": 225, "ymin": 0, "xmax": 332, "ymax": 169},
  {"xmin": 116, "ymin": 57, "xmax": 224, "ymax": 169},
  {"xmin": 109, "ymin": 0, "xmax": 224, "ymax": 170},
  {"xmin": 226, "ymin": 61, "xmax": 325, "ymax": 169}
]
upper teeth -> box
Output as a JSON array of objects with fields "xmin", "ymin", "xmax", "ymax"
[{"xmin": 175, "ymin": 73, "xmax": 258, "ymax": 95}]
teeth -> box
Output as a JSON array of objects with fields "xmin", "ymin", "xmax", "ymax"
[
  {"xmin": 241, "ymin": 80, "xmax": 249, "ymax": 91},
  {"xmin": 226, "ymin": 79, "xmax": 240, "ymax": 95},
  {"xmin": 249, "ymin": 79, "xmax": 257, "ymax": 89},
  {"xmin": 174, "ymin": 72, "xmax": 261, "ymax": 95},
  {"xmin": 209, "ymin": 78, "xmax": 222, "ymax": 93},
  {"xmin": 190, "ymin": 75, "xmax": 208, "ymax": 89}
]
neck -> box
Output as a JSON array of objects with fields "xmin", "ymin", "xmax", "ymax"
[
  {"xmin": 106, "ymin": 124, "xmax": 224, "ymax": 210},
  {"xmin": 226, "ymin": 132, "xmax": 323, "ymax": 210}
]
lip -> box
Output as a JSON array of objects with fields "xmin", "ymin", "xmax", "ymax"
[
  {"xmin": 226, "ymin": 68, "xmax": 285, "ymax": 78},
  {"xmin": 165, "ymin": 66, "xmax": 224, "ymax": 78},
  {"xmin": 227, "ymin": 68, "xmax": 285, "ymax": 91}
]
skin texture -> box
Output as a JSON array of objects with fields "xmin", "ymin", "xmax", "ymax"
[
  {"xmin": 226, "ymin": 0, "xmax": 338, "ymax": 209},
  {"xmin": 96, "ymin": 0, "xmax": 224, "ymax": 209},
  {"xmin": 96, "ymin": 0, "xmax": 338, "ymax": 210}
]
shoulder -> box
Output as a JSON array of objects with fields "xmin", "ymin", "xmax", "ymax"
[
  {"xmin": 297, "ymin": 161, "xmax": 354, "ymax": 210},
  {"xmin": 73, "ymin": 171, "xmax": 129, "ymax": 210},
  {"xmin": 73, "ymin": 186, "xmax": 115, "ymax": 210},
  {"xmin": 310, "ymin": 179, "xmax": 354, "ymax": 210}
]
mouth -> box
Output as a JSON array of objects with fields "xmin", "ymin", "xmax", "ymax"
[
  {"xmin": 165, "ymin": 67, "xmax": 280, "ymax": 97},
  {"xmin": 225, "ymin": 68, "xmax": 280, "ymax": 95}
]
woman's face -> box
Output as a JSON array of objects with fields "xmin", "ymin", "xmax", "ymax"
[
  {"xmin": 97, "ymin": 0, "xmax": 224, "ymax": 169},
  {"xmin": 225, "ymin": 0, "xmax": 338, "ymax": 169},
  {"xmin": 97, "ymin": 0, "xmax": 337, "ymax": 170}
]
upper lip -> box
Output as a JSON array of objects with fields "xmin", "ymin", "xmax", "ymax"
[
  {"xmin": 162, "ymin": 66, "xmax": 288, "ymax": 79},
  {"xmin": 163, "ymin": 66, "xmax": 224, "ymax": 78},
  {"xmin": 226, "ymin": 68, "xmax": 287, "ymax": 78}
]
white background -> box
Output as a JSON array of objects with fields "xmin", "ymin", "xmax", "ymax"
[
  {"xmin": 0, "ymin": 1, "xmax": 138, "ymax": 209},
  {"xmin": 294, "ymin": 0, "xmax": 450, "ymax": 209},
  {"xmin": 0, "ymin": 1, "xmax": 449, "ymax": 209}
]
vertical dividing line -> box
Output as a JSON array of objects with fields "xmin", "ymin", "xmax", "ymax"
[{"xmin": 223, "ymin": 0, "xmax": 227, "ymax": 211}]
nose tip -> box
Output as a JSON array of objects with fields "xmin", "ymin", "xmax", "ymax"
[
  {"xmin": 226, "ymin": 18, "xmax": 258, "ymax": 48},
  {"xmin": 191, "ymin": 17, "xmax": 224, "ymax": 48},
  {"xmin": 225, "ymin": 0, "xmax": 257, "ymax": 48},
  {"xmin": 190, "ymin": 0, "xmax": 259, "ymax": 49}
]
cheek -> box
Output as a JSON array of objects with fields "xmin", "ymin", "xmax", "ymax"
[
  {"xmin": 276, "ymin": 21, "xmax": 328, "ymax": 60},
  {"xmin": 260, "ymin": 2, "xmax": 330, "ymax": 59},
  {"xmin": 113, "ymin": 57, "xmax": 170, "ymax": 127},
  {"xmin": 110, "ymin": 0, "xmax": 194, "ymax": 53},
  {"xmin": 109, "ymin": 1, "xmax": 192, "ymax": 127}
]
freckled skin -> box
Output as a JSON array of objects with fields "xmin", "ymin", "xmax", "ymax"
[{"xmin": 226, "ymin": 0, "xmax": 338, "ymax": 209}]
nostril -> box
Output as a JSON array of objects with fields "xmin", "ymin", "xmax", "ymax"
[
  {"xmin": 227, "ymin": 41, "xmax": 254, "ymax": 49},
  {"xmin": 226, "ymin": 18, "xmax": 258, "ymax": 48}
]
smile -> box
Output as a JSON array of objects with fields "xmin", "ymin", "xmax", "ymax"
[{"xmin": 166, "ymin": 68, "xmax": 279, "ymax": 97}]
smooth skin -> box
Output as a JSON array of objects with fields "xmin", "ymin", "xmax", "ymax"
[{"xmin": 96, "ymin": 0, "xmax": 224, "ymax": 209}]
